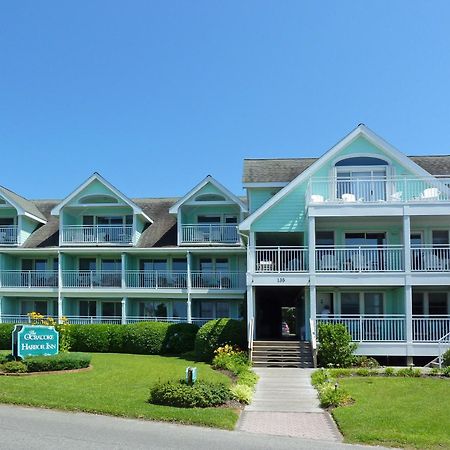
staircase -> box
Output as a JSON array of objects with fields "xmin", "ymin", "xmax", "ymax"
[{"xmin": 252, "ymin": 340, "xmax": 314, "ymax": 368}]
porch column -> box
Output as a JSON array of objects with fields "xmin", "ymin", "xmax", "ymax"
[
  {"xmin": 186, "ymin": 251, "xmax": 192, "ymax": 323},
  {"xmin": 57, "ymin": 251, "xmax": 63, "ymax": 323},
  {"xmin": 403, "ymin": 212, "xmax": 411, "ymax": 272},
  {"xmin": 57, "ymin": 296, "xmax": 64, "ymax": 323},
  {"xmin": 308, "ymin": 216, "xmax": 316, "ymax": 273},
  {"xmin": 247, "ymin": 285, "xmax": 255, "ymax": 343},
  {"xmin": 405, "ymin": 284, "xmax": 413, "ymax": 344},
  {"xmin": 121, "ymin": 297, "xmax": 127, "ymax": 325},
  {"xmin": 309, "ymin": 284, "xmax": 317, "ymax": 325},
  {"xmin": 0, "ymin": 296, "xmax": 3, "ymax": 323},
  {"xmin": 121, "ymin": 253, "xmax": 126, "ymax": 289},
  {"xmin": 248, "ymin": 232, "xmax": 255, "ymax": 273}
]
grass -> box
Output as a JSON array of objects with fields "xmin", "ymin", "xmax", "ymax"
[
  {"xmin": 332, "ymin": 377, "xmax": 450, "ymax": 449},
  {"xmin": 0, "ymin": 352, "xmax": 238, "ymax": 429}
]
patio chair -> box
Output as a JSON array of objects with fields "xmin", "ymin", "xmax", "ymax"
[
  {"xmin": 420, "ymin": 187, "xmax": 440, "ymax": 200},
  {"xmin": 342, "ymin": 193, "xmax": 356, "ymax": 202},
  {"xmin": 310, "ymin": 194, "xmax": 324, "ymax": 203},
  {"xmin": 318, "ymin": 254, "xmax": 338, "ymax": 271}
]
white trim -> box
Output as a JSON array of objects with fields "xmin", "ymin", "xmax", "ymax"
[
  {"xmin": 0, "ymin": 192, "xmax": 46, "ymax": 225},
  {"xmin": 239, "ymin": 124, "xmax": 437, "ymax": 231},
  {"xmin": 50, "ymin": 173, "xmax": 153, "ymax": 223},
  {"xmin": 169, "ymin": 175, "xmax": 247, "ymax": 214},
  {"xmin": 242, "ymin": 182, "xmax": 289, "ymax": 188},
  {"xmin": 23, "ymin": 212, "xmax": 47, "ymax": 224}
]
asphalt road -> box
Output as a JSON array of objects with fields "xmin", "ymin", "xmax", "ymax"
[{"xmin": 0, "ymin": 405, "xmax": 385, "ymax": 450}]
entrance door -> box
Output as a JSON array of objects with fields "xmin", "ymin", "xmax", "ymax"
[{"xmin": 281, "ymin": 307, "xmax": 297, "ymax": 338}]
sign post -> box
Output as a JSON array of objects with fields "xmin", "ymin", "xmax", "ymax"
[{"xmin": 12, "ymin": 325, "xmax": 59, "ymax": 359}]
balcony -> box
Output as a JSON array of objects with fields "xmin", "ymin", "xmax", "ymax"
[
  {"xmin": 0, "ymin": 226, "xmax": 18, "ymax": 245},
  {"xmin": 411, "ymin": 246, "xmax": 450, "ymax": 272},
  {"xmin": 125, "ymin": 271, "xmax": 187, "ymax": 289},
  {"xmin": 254, "ymin": 247, "xmax": 308, "ymax": 273},
  {"xmin": 61, "ymin": 225, "xmax": 133, "ymax": 245},
  {"xmin": 316, "ymin": 245, "xmax": 404, "ymax": 272},
  {"xmin": 181, "ymin": 224, "xmax": 239, "ymax": 245},
  {"xmin": 0, "ymin": 271, "xmax": 58, "ymax": 288},
  {"xmin": 308, "ymin": 176, "xmax": 450, "ymax": 205},
  {"xmin": 190, "ymin": 272, "xmax": 246, "ymax": 289},
  {"xmin": 62, "ymin": 271, "xmax": 122, "ymax": 288}
]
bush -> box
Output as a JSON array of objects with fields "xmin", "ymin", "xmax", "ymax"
[
  {"xmin": 384, "ymin": 367, "xmax": 395, "ymax": 376},
  {"xmin": 230, "ymin": 384, "xmax": 253, "ymax": 404},
  {"xmin": 2, "ymin": 361, "xmax": 27, "ymax": 373},
  {"xmin": 317, "ymin": 323, "xmax": 357, "ymax": 368},
  {"xmin": 69, "ymin": 322, "xmax": 198, "ymax": 355},
  {"xmin": 317, "ymin": 382, "xmax": 352, "ymax": 408},
  {"xmin": 24, "ymin": 353, "xmax": 91, "ymax": 373},
  {"xmin": 0, "ymin": 324, "xmax": 15, "ymax": 350},
  {"xmin": 442, "ymin": 349, "xmax": 450, "ymax": 367},
  {"xmin": 442, "ymin": 366, "xmax": 450, "ymax": 377},
  {"xmin": 353, "ymin": 356, "xmax": 380, "ymax": 368},
  {"xmin": 396, "ymin": 367, "xmax": 421, "ymax": 377},
  {"xmin": 195, "ymin": 319, "xmax": 246, "ymax": 362},
  {"xmin": 212, "ymin": 345, "xmax": 249, "ymax": 374},
  {"xmin": 149, "ymin": 380, "xmax": 230, "ymax": 408}
]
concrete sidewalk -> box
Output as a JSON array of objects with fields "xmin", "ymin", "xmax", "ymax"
[{"xmin": 238, "ymin": 368, "xmax": 342, "ymax": 441}]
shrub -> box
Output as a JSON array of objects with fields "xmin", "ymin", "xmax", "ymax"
[
  {"xmin": 24, "ymin": 353, "xmax": 91, "ymax": 373},
  {"xmin": 149, "ymin": 380, "xmax": 230, "ymax": 408},
  {"xmin": 2, "ymin": 361, "xmax": 27, "ymax": 373},
  {"xmin": 384, "ymin": 367, "xmax": 395, "ymax": 376},
  {"xmin": 317, "ymin": 323, "xmax": 357, "ymax": 368},
  {"xmin": 162, "ymin": 323, "xmax": 199, "ymax": 354},
  {"xmin": 355, "ymin": 368, "xmax": 372, "ymax": 377},
  {"xmin": 442, "ymin": 349, "xmax": 450, "ymax": 367},
  {"xmin": 442, "ymin": 366, "xmax": 450, "ymax": 377},
  {"xmin": 237, "ymin": 369, "xmax": 258, "ymax": 388},
  {"xmin": 194, "ymin": 319, "xmax": 246, "ymax": 361},
  {"xmin": 353, "ymin": 356, "xmax": 380, "ymax": 368},
  {"xmin": 124, "ymin": 322, "xmax": 169, "ymax": 354},
  {"xmin": 212, "ymin": 345, "xmax": 249, "ymax": 374},
  {"xmin": 230, "ymin": 384, "xmax": 253, "ymax": 404},
  {"xmin": 396, "ymin": 367, "xmax": 421, "ymax": 378},
  {"xmin": 0, "ymin": 324, "xmax": 15, "ymax": 350},
  {"xmin": 70, "ymin": 324, "xmax": 119, "ymax": 353},
  {"xmin": 317, "ymin": 382, "xmax": 352, "ymax": 408},
  {"xmin": 311, "ymin": 368, "xmax": 330, "ymax": 387}
]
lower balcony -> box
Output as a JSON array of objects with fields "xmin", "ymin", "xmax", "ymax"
[
  {"xmin": 0, "ymin": 271, "xmax": 58, "ymax": 288},
  {"xmin": 62, "ymin": 271, "xmax": 122, "ymax": 288},
  {"xmin": 316, "ymin": 314, "xmax": 450, "ymax": 342},
  {"xmin": 61, "ymin": 225, "xmax": 133, "ymax": 245}
]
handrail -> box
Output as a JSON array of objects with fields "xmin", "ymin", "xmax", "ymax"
[
  {"xmin": 248, "ymin": 317, "xmax": 254, "ymax": 361},
  {"xmin": 438, "ymin": 331, "xmax": 450, "ymax": 368},
  {"xmin": 310, "ymin": 318, "xmax": 317, "ymax": 368}
]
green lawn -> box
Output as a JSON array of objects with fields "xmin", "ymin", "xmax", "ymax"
[
  {"xmin": 0, "ymin": 352, "xmax": 238, "ymax": 429},
  {"xmin": 333, "ymin": 377, "xmax": 450, "ymax": 449}
]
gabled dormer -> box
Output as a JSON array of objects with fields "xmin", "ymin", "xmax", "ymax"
[
  {"xmin": 169, "ymin": 175, "xmax": 247, "ymax": 246},
  {"xmin": 0, "ymin": 186, "xmax": 46, "ymax": 246},
  {"xmin": 51, "ymin": 173, "xmax": 152, "ymax": 246}
]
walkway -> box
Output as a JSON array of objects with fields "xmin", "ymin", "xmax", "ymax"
[{"xmin": 238, "ymin": 368, "xmax": 342, "ymax": 441}]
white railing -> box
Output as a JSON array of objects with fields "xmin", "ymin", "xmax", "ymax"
[
  {"xmin": 65, "ymin": 316, "xmax": 122, "ymax": 324},
  {"xmin": 411, "ymin": 246, "xmax": 450, "ymax": 271},
  {"xmin": 0, "ymin": 271, "xmax": 58, "ymax": 288},
  {"xmin": 125, "ymin": 271, "xmax": 188, "ymax": 289},
  {"xmin": 438, "ymin": 332, "xmax": 450, "ymax": 368},
  {"xmin": 317, "ymin": 315, "xmax": 406, "ymax": 342},
  {"xmin": 181, "ymin": 224, "xmax": 239, "ymax": 244},
  {"xmin": 0, "ymin": 315, "xmax": 58, "ymax": 324},
  {"xmin": 190, "ymin": 271, "xmax": 246, "ymax": 289},
  {"xmin": 191, "ymin": 317, "xmax": 218, "ymax": 326},
  {"xmin": 253, "ymin": 246, "xmax": 308, "ymax": 272},
  {"xmin": 316, "ymin": 245, "xmax": 404, "ymax": 272},
  {"xmin": 61, "ymin": 225, "xmax": 133, "ymax": 245},
  {"xmin": 0, "ymin": 226, "xmax": 18, "ymax": 245},
  {"xmin": 308, "ymin": 175, "xmax": 450, "ymax": 204},
  {"xmin": 62, "ymin": 271, "xmax": 122, "ymax": 288},
  {"xmin": 125, "ymin": 316, "xmax": 188, "ymax": 324},
  {"xmin": 412, "ymin": 316, "xmax": 450, "ymax": 342}
]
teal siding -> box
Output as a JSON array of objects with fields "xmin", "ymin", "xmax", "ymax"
[{"xmin": 248, "ymin": 188, "xmax": 278, "ymax": 213}]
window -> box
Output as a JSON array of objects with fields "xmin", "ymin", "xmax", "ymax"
[
  {"xmin": 413, "ymin": 293, "xmax": 424, "ymax": 315},
  {"xmin": 216, "ymin": 302, "xmax": 230, "ymax": 318},
  {"xmin": 335, "ymin": 157, "xmax": 388, "ymax": 166},
  {"xmin": 101, "ymin": 259, "xmax": 121, "ymax": 271},
  {"xmin": 225, "ymin": 216, "xmax": 238, "ymax": 224},
  {"xmin": 102, "ymin": 302, "xmax": 122, "ymax": 317},
  {"xmin": 432, "ymin": 230, "xmax": 449, "ymax": 246},
  {"xmin": 173, "ymin": 301, "xmax": 187, "ymax": 318},
  {"xmin": 21, "ymin": 301, "xmax": 48, "ymax": 315},
  {"xmin": 195, "ymin": 194, "xmax": 226, "ymax": 201},
  {"xmin": 140, "ymin": 259, "xmax": 167, "ymax": 271},
  {"xmin": 80, "ymin": 300, "xmax": 97, "ymax": 316},
  {"xmin": 197, "ymin": 215, "xmax": 221, "ymax": 224},
  {"xmin": 200, "ymin": 258, "xmax": 213, "ymax": 272},
  {"xmin": 79, "ymin": 258, "xmax": 96, "ymax": 271},
  {"xmin": 215, "ymin": 258, "xmax": 229, "ymax": 272},
  {"xmin": 172, "ymin": 259, "xmax": 187, "ymax": 271},
  {"xmin": 139, "ymin": 301, "xmax": 168, "ymax": 318},
  {"xmin": 410, "ymin": 232, "xmax": 423, "ymax": 247},
  {"xmin": 316, "ymin": 231, "xmax": 334, "ymax": 246},
  {"xmin": 341, "ymin": 293, "xmax": 360, "ymax": 314},
  {"xmin": 79, "ymin": 195, "xmax": 119, "ymax": 204},
  {"xmin": 0, "ymin": 218, "xmax": 14, "ymax": 225},
  {"xmin": 200, "ymin": 302, "xmax": 214, "ymax": 318},
  {"xmin": 345, "ymin": 233, "xmax": 385, "ymax": 246},
  {"xmin": 364, "ymin": 293, "xmax": 384, "ymax": 314},
  {"xmin": 428, "ymin": 293, "xmax": 448, "ymax": 315}
]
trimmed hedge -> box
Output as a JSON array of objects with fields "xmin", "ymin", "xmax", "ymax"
[
  {"xmin": 24, "ymin": 352, "xmax": 91, "ymax": 372},
  {"xmin": 194, "ymin": 319, "xmax": 246, "ymax": 361},
  {"xmin": 69, "ymin": 322, "xmax": 199, "ymax": 355},
  {"xmin": 149, "ymin": 380, "xmax": 230, "ymax": 408},
  {"xmin": 0, "ymin": 324, "xmax": 15, "ymax": 350}
]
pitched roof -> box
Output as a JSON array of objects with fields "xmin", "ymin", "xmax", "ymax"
[
  {"xmin": 243, "ymin": 155, "xmax": 450, "ymax": 183},
  {"xmin": 0, "ymin": 186, "xmax": 47, "ymax": 223}
]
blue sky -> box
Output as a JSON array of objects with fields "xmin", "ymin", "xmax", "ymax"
[{"xmin": 1, "ymin": 1, "xmax": 450, "ymax": 200}]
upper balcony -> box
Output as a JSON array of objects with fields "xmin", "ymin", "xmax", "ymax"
[
  {"xmin": 307, "ymin": 175, "xmax": 450, "ymax": 211},
  {"xmin": 0, "ymin": 226, "xmax": 18, "ymax": 246},
  {"xmin": 181, "ymin": 224, "xmax": 239, "ymax": 245},
  {"xmin": 61, "ymin": 224, "xmax": 133, "ymax": 246}
]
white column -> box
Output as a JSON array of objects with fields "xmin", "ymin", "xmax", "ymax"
[
  {"xmin": 405, "ymin": 284, "xmax": 413, "ymax": 344},
  {"xmin": 177, "ymin": 211, "xmax": 182, "ymax": 245},
  {"xmin": 121, "ymin": 253, "xmax": 126, "ymax": 288},
  {"xmin": 58, "ymin": 297, "xmax": 63, "ymax": 323},
  {"xmin": 0, "ymin": 296, "xmax": 3, "ymax": 323},
  {"xmin": 247, "ymin": 285, "xmax": 255, "ymax": 341},
  {"xmin": 17, "ymin": 215, "xmax": 23, "ymax": 245},
  {"xmin": 308, "ymin": 215, "xmax": 316, "ymax": 273},
  {"xmin": 310, "ymin": 284, "xmax": 317, "ymax": 324},
  {"xmin": 186, "ymin": 251, "xmax": 192, "ymax": 323},
  {"xmin": 121, "ymin": 297, "xmax": 127, "ymax": 325},
  {"xmin": 132, "ymin": 214, "xmax": 137, "ymax": 245},
  {"xmin": 403, "ymin": 213, "xmax": 411, "ymax": 272},
  {"xmin": 58, "ymin": 251, "xmax": 63, "ymax": 323}
]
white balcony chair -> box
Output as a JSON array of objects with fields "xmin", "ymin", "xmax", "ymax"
[
  {"xmin": 389, "ymin": 191, "xmax": 402, "ymax": 201},
  {"xmin": 318, "ymin": 254, "xmax": 338, "ymax": 271},
  {"xmin": 341, "ymin": 193, "xmax": 356, "ymax": 202},
  {"xmin": 421, "ymin": 187, "xmax": 440, "ymax": 200},
  {"xmin": 310, "ymin": 194, "xmax": 324, "ymax": 203}
]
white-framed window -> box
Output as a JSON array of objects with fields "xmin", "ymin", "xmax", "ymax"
[{"xmin": 340, "ymin": 292, "xmax": 384, "ymax": 315}]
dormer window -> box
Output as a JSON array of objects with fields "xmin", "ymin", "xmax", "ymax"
[
  {"xmin": 79, "ymin": 194, "xmax": 119, "ymax": 204},
  {"xmin": 195, "ymin": 194, "xmax": 226, "ymax": 201},
  {"xmin": 335, "ymin": 156, "xmax": 389, "ymax": 202}
]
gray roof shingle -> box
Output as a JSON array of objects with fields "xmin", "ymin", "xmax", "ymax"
[
  {"xmin": 0, "ymin": 186, "xmax": 47, "ymax": 222},
  {"xmin": 242, "ymin": 155, "xmax": 450, "ymax": 183}
]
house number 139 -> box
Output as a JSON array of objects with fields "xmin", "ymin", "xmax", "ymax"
[{"xmin": 277, "ymin": 277, "xmax": 286, "ymax": 283}]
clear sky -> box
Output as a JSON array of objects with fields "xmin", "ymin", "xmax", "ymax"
[{"xmin": 1, "ymin": 1, "xmax": 450, "ymax": 200}]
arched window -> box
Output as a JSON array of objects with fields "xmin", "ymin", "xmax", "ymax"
[
  {"xmin": 335, "ymin": 156, "xmax": 388, "ymax": 166},
  {"xmin": 195, "ymin": 194, "xmax": 226, "ymax": 202},
  {"xmin": 79, "ymin": 194, "xmax": 119, "ymax": 204}
]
